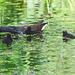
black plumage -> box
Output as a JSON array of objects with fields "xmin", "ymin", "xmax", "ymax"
[
  {"xmin": 62, "ymin": 30, "xmax": 75, "ymax": 39},
  {"xmin": 24, "ymin": 26, "xmax": 41, "ymax": 35},
  {"xmin": 2, "ymin": 34, "xmax": 13, "ymax": 47}
]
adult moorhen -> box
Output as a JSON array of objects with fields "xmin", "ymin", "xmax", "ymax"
[
  {"xmin": 23, "ymin": 20, "xmax": 48, "ymax": 34},
  {"xmin": 29, "ymin": 20, "xmax": 48, "ymax": 31},
  {"xmin": 2, "ymin": 34, "xmax": 13, "ymax": 47}
]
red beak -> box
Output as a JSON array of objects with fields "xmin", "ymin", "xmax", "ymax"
[{"xmin": 25, "ymin": 27, "xmax": 28, "ymax": 29}]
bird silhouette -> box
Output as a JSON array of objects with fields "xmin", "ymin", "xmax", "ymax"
[
  {"xmin": 62, "ymin": 30, "xmax": 75, "ymax": 39},
  {"xmin": 2, "ymin": 34, "xmax": 13, "ymax": 47},
  {"xmin": 24, "ymin": 26, "xmax": 41, "ymax": 35}
]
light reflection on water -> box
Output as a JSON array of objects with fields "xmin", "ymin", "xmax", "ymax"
[{"xmin": 2, "ymin": 0, "xmax": 48, "ymax": 26}]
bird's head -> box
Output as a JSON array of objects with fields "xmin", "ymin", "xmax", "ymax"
[
  {"xmin": 25, "ymin": 26, "xmax": 31, "ymax": 29},
  {"xmin": 62, "ymin": 30, "xmax": 67, "ymax": 33},
  {"xmin": 62, "ymin": 30, "xmax": 68, "ymax": 36},
  {"xmin": 23, "ymin": 26, "xmax": 31, "ymax": 34}
]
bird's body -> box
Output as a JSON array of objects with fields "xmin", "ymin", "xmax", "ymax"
[
  {"xmin": 24, "ymin": 26, "xmax": 41, "ymax": 35},
  {"xmin": 62, "ymin": 30, "xmax": 75, "ymax": 39},
  {"xmin": 30, "ymin": 20, "xmax": 48, "ymax": 31},
  {"xmin": 2, "ymin": 34, "xmax": 13, "ymax": 47}
]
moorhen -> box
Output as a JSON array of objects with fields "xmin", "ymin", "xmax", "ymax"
[
  {"xmin": 1, "ymin": 20, "xmax": 48, "ymax": 34},
  {"xmin": 62, "ymin": 30, "xmax": 75, "ymax": 39},
  {"xmin": 2, "ymin": 34, "xmax": 13, "ymax": 47},
  {"xmin": 29, "ymin": 20, "xmax": 48, "ymax": 31}
]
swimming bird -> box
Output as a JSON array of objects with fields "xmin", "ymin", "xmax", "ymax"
[
  {"xmin": 29, "ymin": 20, "xmax": 48, "ymax": 31},
  {"xmin": 62, "ymin": 30, "xmax": 75, "ymax": 39},
  {"xmin": 24, "ymin": 26, "xmax": 41, "ymax": 35},
  {"xmin": 2, "ymin": 34, "xmax": 13, "ymax": 47}
]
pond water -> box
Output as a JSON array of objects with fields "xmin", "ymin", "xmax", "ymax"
[{"xmin": 0, "ymin": 0, "xmax": 75, "ymax": 75}]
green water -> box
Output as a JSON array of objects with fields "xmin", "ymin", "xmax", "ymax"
[{"xmin": 0, "ymin": 0, "xmax": 75, "ymax": 75}]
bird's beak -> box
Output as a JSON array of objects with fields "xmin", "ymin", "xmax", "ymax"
[{"xmin": 23, "ymin": 27, "xmax": 28, "ymax": 34}]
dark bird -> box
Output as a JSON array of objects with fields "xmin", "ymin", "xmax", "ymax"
[
  {"xmin": 1, "ymin": 20, "xmax": 48, "ymax": 34},
  {"xmin": 29, "ymin": 20, "xmax": 48, "ymax": 31},
  {"xmin": 62, "ymin": 30, "xmax": 75, "ymax": 39},
  {"xmin": 2, "ymin": 34, "xmax": 13, "ymax": 47},
  {"xmin": 24, "ymin": 26, "xmax": 41, "ymax": 35}
]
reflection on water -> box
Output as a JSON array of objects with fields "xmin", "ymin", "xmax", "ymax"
[
  {"xmin": 26, "ymin": 36, "xmax": 32, "ymax": 42},
  {"xmin": 0, "ymin": 33, "xmax": 44, "ymax": 45},
  {"xmin": 0, "ymin": 32, "xmax": 46, "ymax": 75},
  {"xmin": 25, "ymin": 34, "xmax": 44, "ymax": 42}
]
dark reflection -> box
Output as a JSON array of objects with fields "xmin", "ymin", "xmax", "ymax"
[
  {"xmin": 25, "ymin": 36, "xmax": 32, "ymax": 42},
  {"xmin": 12, "ymin": 34, "xmax": 21, "ymax": 40},
  {"xmin": 62, "ymin": 38, "xmax": 69, "ymax": 43},
  {"xmin": 25, "ymin": 34, "xmax": 45, "ymax": 42},
  {"xmin": 0, "ymin": 33, "xmax": 20, "ymax": 48},
  {"xmin": 2, "ymin": 34, "xmax": 13, "ymax": 47},
  {"xmin": 0, "ymin": 33, "xmax": 20, "ymax": 40},
  {"xmin": 0, "ymin": 33, "xmax": 45, "ymax": 47}
]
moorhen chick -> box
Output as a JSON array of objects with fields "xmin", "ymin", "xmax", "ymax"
[
  {"xmin": 2, "ymin": 34, "xmax": 13, "ymax": 47},
  {"xmin": 62, "ymin": 30, "xmax": 75, "ymax": 39}
]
